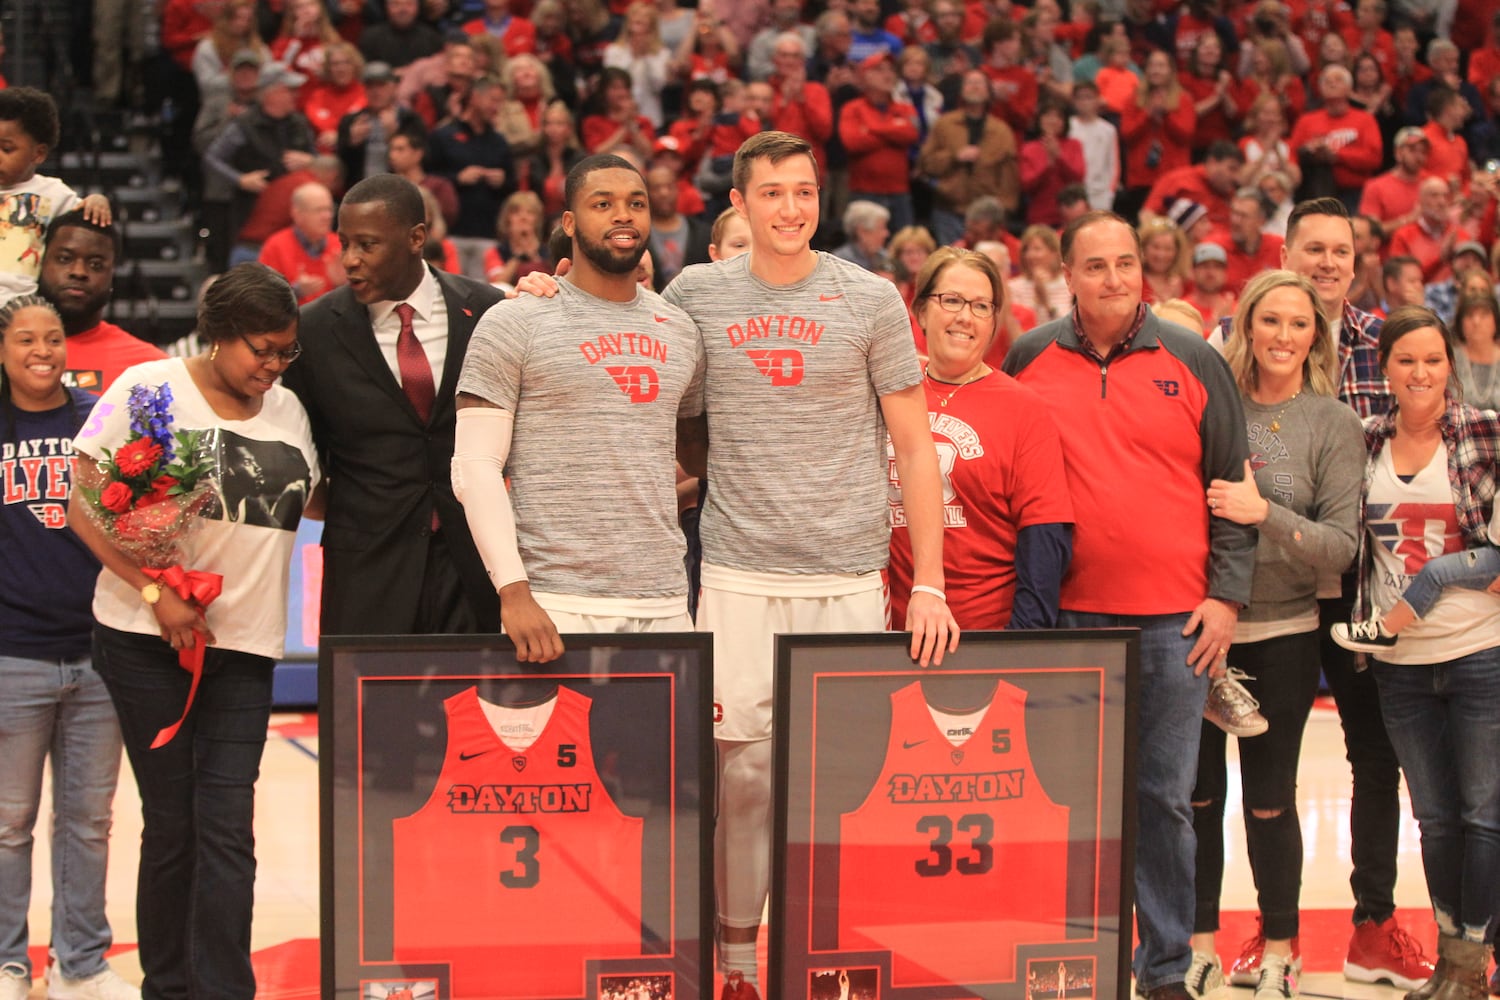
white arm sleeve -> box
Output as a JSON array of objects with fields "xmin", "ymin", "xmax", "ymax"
[{"xmin": 452, "ymin": 406, "xmax": 528, "ymax": 592}]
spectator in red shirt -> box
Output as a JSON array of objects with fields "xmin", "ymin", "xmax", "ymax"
[
  {"xmin": 840, "ymin": 51, "xmax": 920, "ymax": 231},
  {"xmin": 1340, "ymin": 0, "xmax": 1393, "ymax": 77},
  {"xmin": 1184, "ymin": 241, "xmax": 1238, "ymax": 326},
  {"xmin": 1216, "ymin": 188, "xmax": 1285, "ymax": 295},
  {"xmin": 981, "ymin": 19, "xmax": 1038, "ymax": 137},
  {"xmin": 1119, "ymin": 48, "xmax": 1196, "ymax": 222},
  {"xmin": 1470, "ymin": 12, "xmax": 1500, "ymax": 92},
  {"xmin": 1141, "ymin": 141, "xmax": 1245, "ymax": 233},
  {"xmin": 887, "ymin": 0, "xmax": 937, "ymax": 46},
  {"xmin": 258, "ymin": 181, "xmax": 345, "ymax": 304},
  {"xmin": 270, "ymin": 0, "xmax": 339, "ymax": 85},
  {"xmin": 1384, "ymin": 25, "xmax": 1429, "ymax": 115},
  {"xmin": 1289, "ymin": 0, "xmax": 1355, "ymax": 61},
  {"xmin": 580, "ymin": 66, "xmax": 657, "ymax": 158},
  {"xmin": 1289, "ymin": 63, "xmax": 1384, "ymax": 211},
  {"xmin": 1388, "ymin": 176, "xmax": 1472, "ymax": 283},
  {"xmin": 1358, "ymin": 125, "xmax": 1429, "ymax": 232},
  {"xmin": 410, "ymin": 37, "xmax": 478, "ymax": 131},
  {"xmin": 462, "ymin": 0, "xmax": 538, "ymax": 56},
  {"xmin": 766, "ymin": 34, "xmax": 835, "ymax": 176},
  {"xmin": 1420, "ymin": 87, "xmax": 1473, "ymax": 192},
  {"xmin": 388, "ymin": 131, "xmax": 460, "ymax": 230},
  {"xmin": 1240, "ymin": 37, "xmax": 1306, "ymax": 122},
  {"xmin": 1019, "ymin": 101, "xmax": 1086, "ymax": 227},
  {"xmin": 1180, "ymin": 31, "xmax": 1244, "ymax": 157},
  {"xmin": 301, "ymin": 41, "xmax": 366, "ymax": 154}
]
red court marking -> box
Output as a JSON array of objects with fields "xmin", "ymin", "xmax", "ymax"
[{"xmin": 268, "ymin": 713, "xmax": 318, "ymax": 739}]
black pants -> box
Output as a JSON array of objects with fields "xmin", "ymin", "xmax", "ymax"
[
  {"xmin": 1193, "ymin": 630, "xmax": 1322, "ymax": 940},
  {"xmin": 1318, "ymin": 594, "xmax": 1403, "ymax": 926},
  {"xmin": 93, "ymin": 625, "xmax": 273, "ymax": 1000}
]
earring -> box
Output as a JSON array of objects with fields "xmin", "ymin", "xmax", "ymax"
[{"xmin": 210, "ymin": 342, "xmax": 219, "ymax": 361}]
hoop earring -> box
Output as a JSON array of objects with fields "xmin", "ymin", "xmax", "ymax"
[{"xmin": 210, "ymin": 342, "xmax": 219, "ymax": 361}]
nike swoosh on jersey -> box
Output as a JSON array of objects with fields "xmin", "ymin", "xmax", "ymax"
[
  {"xmin": 902, "ymin": 739, "xmax": 927, "ymax": 749},
  {"xmin": 458, "ymin": 750, "xmax": 490, "ymax": 760},
  {"xmin": 653, "ymin": 314, "xmax": 669, "ymax": 322},
  {"xmin": 819, "ymin": 293, "xmax": 844, "ymax": 302}
]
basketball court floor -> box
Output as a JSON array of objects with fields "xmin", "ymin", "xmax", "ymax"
[{"xmin": 15, "ymin": 699, "xmax": 1445, "ymax": 998}]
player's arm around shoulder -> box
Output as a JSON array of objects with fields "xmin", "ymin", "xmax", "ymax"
[{"xmin": 881, "ymin": 383, "xmax": 960, "ymax": 667}]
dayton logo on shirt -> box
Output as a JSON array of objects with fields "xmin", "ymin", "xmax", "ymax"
[
  {"xmin": 886, "ymin": 769, "xmax": 1026, "ymax": 803},
  {"xmin": 578, "ymin": 332, "xmax": 670, "ymax": 403},
  {"xmin": 445, "ymin": 783, "xmax": 592, "ymax": 813},
  {"xmin": 725, "ymin": 314, "xmax": 826, "ymax": 387},
  {"xmin": 3, "ymin": 439, "xmax": 75, "ymax": 508}
]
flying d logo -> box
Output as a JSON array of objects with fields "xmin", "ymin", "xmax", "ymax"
[
  {"xmin": 950, "ymin": 749, "xmax": 965, "ymax": 765},
  {"xmin": 606, "ymin": 366, "xmax": 660, "ymax": 403},
  {"xmin": 511, "ymin": 756, "xmax": 528, "ymax": 773}
]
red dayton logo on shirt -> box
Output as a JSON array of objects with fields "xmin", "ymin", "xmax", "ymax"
[
  {"xmin": 606, "ymin": 366, "xmax": 660, "ymax": 403},
  {"xmin": 726, "ymin": 314, "xmax": 825, "ymax": 387},
  {"xmin": 27, "ymin": 502, "xmax": 67, "ymax": 528}
]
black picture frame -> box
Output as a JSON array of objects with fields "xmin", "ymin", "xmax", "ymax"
[
  {"xmin": 772, "ymin": 630, "xmax": 1139, "ymax": 1000},
  {"xmin": 320, "ymin": 634, "xmax": 714, "ymax": 1000}
]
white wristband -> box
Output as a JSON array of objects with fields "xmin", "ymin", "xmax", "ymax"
[{"xmin": 909, "ymin": 584, "xmax": 947, "ymax": 602}]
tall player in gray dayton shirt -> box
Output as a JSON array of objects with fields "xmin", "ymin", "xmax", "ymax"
[
  {"xmin": 668, "ymin": 132, "xmax": 958, "ymax": 993},
  {"xmin": 452, "ymin": 155, "xmax": 704, "ymax": 661}
]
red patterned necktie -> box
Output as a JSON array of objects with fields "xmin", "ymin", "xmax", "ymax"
[{"xmin": 394, "ymin": 302, "xmax": 435, "ymax": 423}]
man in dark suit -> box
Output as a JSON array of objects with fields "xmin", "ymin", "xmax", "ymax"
[{"xmin": 284, "ymin": 174, "xmax": 503, "ymax": 635}]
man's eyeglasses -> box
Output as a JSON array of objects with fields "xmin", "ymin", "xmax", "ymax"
[
  {"xmin": 239, "ymin": 334, "xmax": 303, "ymax": 364},
  {"xmin": 925, "ymin": 292, "xmax": 996, "ymax": 319}
]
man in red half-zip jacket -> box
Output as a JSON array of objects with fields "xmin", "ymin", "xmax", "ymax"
[{"xmin": 1003, "ymin": 210, "xmax": 1256, "ymax": 1000}]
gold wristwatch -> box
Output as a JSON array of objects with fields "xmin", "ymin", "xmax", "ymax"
[{"xmin": 141, "ymin": 582, "xmax": 164, "ymax": 606}]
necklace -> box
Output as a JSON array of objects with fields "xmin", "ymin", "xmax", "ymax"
[
  {"xmin": 1267, "ymin": 388, "xmax": 1302, "ymax": 433},
  {"xmin": 926, "ymin": 368, "xmax": 987, "ymax": 407}
]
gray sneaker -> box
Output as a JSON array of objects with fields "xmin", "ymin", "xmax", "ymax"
[
  {"xmin": 44, "ymin": 965, "xmax": 139, "ymax": 1000},
  {"xmin": 1253, "ymin": 951, "xmax": 1297, "ymax": 1000},
  {"xmin": 1185, "ymin": 951, "xmax": 1226, "ymax": 999},
  {"xmin": 1203, "ymin": 668, "xmax": 1269, "ymax": 737},
  {"xmin": 0, "ymin": 963, "xmax": 31, "ymax": 1000}
]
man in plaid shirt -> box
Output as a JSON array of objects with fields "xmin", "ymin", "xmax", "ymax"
[{"xmin": 1274, "ymin": 198, "xmax": 1435, "ymax": 988}]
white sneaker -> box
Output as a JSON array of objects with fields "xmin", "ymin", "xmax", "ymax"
[
  {"xmin": 0, "ymin": 963, "xmax": 32, "ymax": 1000},
  {"xmin": 1185, "ymin": 951, "xmax": 1227, "ymax": 998},
  {"xmin": 44, "ymin": 965, "xmax": 139, "ymax": 1000},
  {"xmin": 1253, "ymin": 951, "xmax": 1297, "ymax": 1000},
  {"xmin": 1203, "ymin": 668, "xmax": 1269, "ymax": 737}
]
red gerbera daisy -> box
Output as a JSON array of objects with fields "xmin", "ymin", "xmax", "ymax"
[{"xmin": 115, "ymin": 439, "xmax": 163, "ymax": 478}]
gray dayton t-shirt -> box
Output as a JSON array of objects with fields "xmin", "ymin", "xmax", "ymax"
[
  {"xmin": 458, "ymin": 279, "xmax": 706, "ymax": 598},
  {"xmin": 663, "ymin": 251, "xmax": 922, "ymax": 574}
]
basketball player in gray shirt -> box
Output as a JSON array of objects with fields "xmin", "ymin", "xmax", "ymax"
[
  {"xmin": 671, "ymin": 132, "xmax": 955, "ymax": 995},
  {"xmin": 452, "ymin": 154, "xmax": 705, "ymax": 657},
  {"xmin": 513, "ymin": 133, "xmax": 956, "ymax": 995}
]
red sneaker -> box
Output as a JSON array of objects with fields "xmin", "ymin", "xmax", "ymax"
[
  {"xmin": 720, "ymin": 971, "xmax": 762, "ymax": 1000},
  {"xmin": 1227, "ymin": 922, "xmax": 1301, "ymax": 987},
  {"xmin": 1343, "ymin": 917, "xmax": 1436, "ymax": 990}
]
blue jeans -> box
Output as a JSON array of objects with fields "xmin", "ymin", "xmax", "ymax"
[
  {"xmin": 1399, "ymin": 545, "xmax": 1500, "ymax": 619},
  {"xmin": 93, "ymin": 626, "xmax": 274, "ymax": 1000},
  {"xmin": 0, "ymin": 655, "xmax": 123, "ymax": 978},
  {"xmin": 1058, "ymin": 611, "xmax": 1210, "ymax": 990},
  {"xmin": 1372, "ymin": 648, "xmax": 1500, "ymax": 941}
]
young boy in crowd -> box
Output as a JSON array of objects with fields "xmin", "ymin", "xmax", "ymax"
[{"xmin": 0, "ymin": 88, "xmax": 112, "ymax": 302}]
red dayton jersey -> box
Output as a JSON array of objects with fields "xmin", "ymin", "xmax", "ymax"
[
  {"xmin": 391, "ymin": 686, "xmax": 644, "ymax": 998},
  {"xmin": 838, "ymin": 680, "xmax": 1069, "ymax": 986}
]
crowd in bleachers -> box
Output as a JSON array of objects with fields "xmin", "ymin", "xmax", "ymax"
[{"xmin": 24, "ymin": 0, "xmax": 1497, "ymax": 360}]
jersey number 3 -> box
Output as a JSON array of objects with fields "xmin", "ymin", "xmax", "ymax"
[
  {"xmin": 914, "ymin": 813, "xmax": 994, "ymax": 877},
  {"xmin": 500, "ymin": 825, "xmax": 540, "ymax": 888}
]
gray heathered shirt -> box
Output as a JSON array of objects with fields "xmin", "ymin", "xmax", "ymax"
[
  {"xmin": 1239, "ymin": 390, "xmax": 1365, "ymax": 624},
  {"xmin": 663, "ymin": 252, "xmax": 922, "ymax": 574},
  {"xmin": 457, "ymin": 279, "xmax": 705, "ymax": 598}
]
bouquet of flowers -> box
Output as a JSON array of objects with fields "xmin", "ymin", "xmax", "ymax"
[{"xmin": 80, "ymin": 383, "xmax": 217, "ymax": 568}]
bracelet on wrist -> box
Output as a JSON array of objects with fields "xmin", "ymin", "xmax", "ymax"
[{"xmin": 910, "ymin": 584, "xmax": 947, "ymax": 603}]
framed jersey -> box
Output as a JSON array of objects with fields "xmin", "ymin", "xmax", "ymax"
[
  {"xmin": 771, "ymin": 631, "xmax": 1138, "ymax": 1000},
  {"xmin": 321, "ymin": 634, "xmax": 713, "ymax": 1000}
]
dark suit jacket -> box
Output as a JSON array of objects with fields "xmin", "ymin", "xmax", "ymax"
[{"xmin": 285, "ymin": 266, "xmax": 504, "ymax": 636}]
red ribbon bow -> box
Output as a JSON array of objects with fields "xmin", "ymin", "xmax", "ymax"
[{"xmin": 144, "ymin": 565, "xmax": 224, "ymax": 749}]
